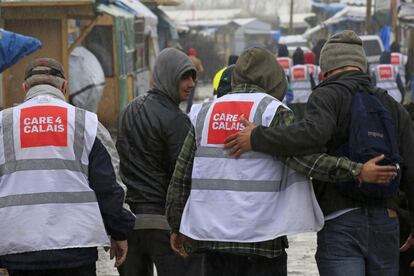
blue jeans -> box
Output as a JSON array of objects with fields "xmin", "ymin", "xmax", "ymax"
[{"xmin": 316, "ymin": 208, "xmax": 400, "ymax": 276}]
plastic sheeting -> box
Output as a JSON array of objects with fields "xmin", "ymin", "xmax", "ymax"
[
  {"xmin": 0, "ymin": 29, "xmax": 41, "ymax": 73},
  {"xmin": 69, "ymin": 47, "xmax": 105, "ymax": 113},
  {"xmin": 112, "ymin": 0, "xmax": 158, "ymax": 38}
]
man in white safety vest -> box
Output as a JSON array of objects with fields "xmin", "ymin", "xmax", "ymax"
[
  {"xmin": 166, "ymin": 47, "xmax": 395, "ymax": 276},
  {"xmin": 390, "ymin": 41, "xmax": 408, "ymax": 86},
  {"xmin": 372, "ymin": 51, "xmax": 405, "ymax": 103},
  {"xmin": 289, "ymin": 47, "xmax": 315, "ymax": 119},
  {"xmin": 0, "ymin": 58, "xmax": 135, "ymax": 276}
]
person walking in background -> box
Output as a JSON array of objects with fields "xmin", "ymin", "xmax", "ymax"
[
  {"xmin": 0, "ymin": 58, "xmax": 135, "ymax": 276},
  {"xmin": 289, "ymin": 47, "xmax": 315, "ymax": 119},
  {"xmin": 116, "ymin": 48, "xmax": 202, "ymax": 276},
  {"xmin": 390, "ymin": 41, "xmax": 408, "ymax": 87},
  {"xmin": 276, "ymin": 44, "xmax": 292, "ymax": 77},
  {"xmin": 304, "ymin": 51, "xmax": 322, "ymax": 85},
  {"xmin": 371, "ymin": 51, "xmax": 405, "ymax": 103}
]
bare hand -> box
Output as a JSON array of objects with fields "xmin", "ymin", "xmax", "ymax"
[
  {"xmin": 223, "ymin": 115, "xmax": 256, "ymax": 158},
  {"xmin": 110, "ymin": 239, "xmax": 128, "ymax": 268},
  {"xmin": 357, "ymin": 155, "xmax": 398, "ymax": 184},
  {"xmin": 170, "ymin": 232, "xmax": 189, "ymax": 258},
  {"xmin": 400, "ymin": 235, "xmax": 414, "ymax": 268}
]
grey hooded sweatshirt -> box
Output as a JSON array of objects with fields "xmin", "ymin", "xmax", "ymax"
[{"xmin": 117, "ymin": 48, "xmax": 196, "ymax": 230}]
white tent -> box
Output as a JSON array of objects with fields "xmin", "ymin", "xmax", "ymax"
[{"xmin": 69, "ymin": 47, "xmax": 105, "ymax": 113}]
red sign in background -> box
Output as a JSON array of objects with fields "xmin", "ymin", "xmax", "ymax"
[
  {"xmin": 207, "ymin": 101, "xmax": 253, "ymax": 145},
  {"xmin": 378, "ymin": 65, "xmax": 393, "ymax": 80},
  {"xmin": 292, "ymin": 67, "xmax": 306, "ymax": 80},
  {"xmin": 20, "ymin": 106, "xmax": 68, "ymax": 148},
  {"xmin": 391, "ymin": 54, "xmax": 401, "ymax": 65}
]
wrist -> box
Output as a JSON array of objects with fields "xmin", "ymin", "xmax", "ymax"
[{"xmin": 354, "ymin": 163, "xmax": 364, "ymax": 183}]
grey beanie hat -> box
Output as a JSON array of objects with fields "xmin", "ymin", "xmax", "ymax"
[{"xmin": 319, "ymin": 30, "xmax": 367, "ymax": 76}]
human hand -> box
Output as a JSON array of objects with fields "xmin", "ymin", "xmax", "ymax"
[
  {"xmin": 400, "ymin": 235, "xmax": 414, "ymax": 268},
  {"xmin": 357, "ymin": 155, "xmax": 398, "ymax": 184},
  {"xmin": 110, "ymin": 239, "xmax": 128, "ymax": 268},
  {"xmin": 223, "ymin": 115, "xmax": 256, "ymax": 158},
  {"xmin": 170, "ymin": 232, "xmax": 189, "ymax": 258}
]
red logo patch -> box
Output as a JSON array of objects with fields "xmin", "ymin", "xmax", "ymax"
[
  {"xmin": 208, "ymin": 101, "xmax": 254, "ymax": 145},
  {"xmin": 20, "ymin": 106, "xmax": 68, "ymax": 148},
  {"xmin": 293, "ymin": 67, "xmax": 306, "ymax": 80},
  {"xmin": 391, "ymin": 54, "xmax": 401, "ymax": 65},
  {"xmin": 378, "ymin": 65, "xmax": 393, "ymax": 80},
  {"xmin": 277, "ymin": 58, "xmax": 291, "ymax": 70}
]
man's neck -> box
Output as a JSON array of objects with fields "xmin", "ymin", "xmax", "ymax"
[{"xmin": 25, "ymin": 84, "xmax": 66, "ymax": 102}]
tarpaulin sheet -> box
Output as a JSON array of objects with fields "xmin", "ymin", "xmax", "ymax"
[
  {"xmin": 0, "ymin": 29, "xmax": 41, "ymax": 73},
  {"xmin": 69, "ymin": 47, "xmax": 105, "ymax": 113}
]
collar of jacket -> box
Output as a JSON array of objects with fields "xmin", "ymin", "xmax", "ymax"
[
  {"xmin": 316, "ymin": 70, "xmax": 372, "ymax": 90},
  {"xmin": 25, "ymin": 85, "xmax": 66, "ymax": 102},
  {"xmin": 231, "ymin": 84, "xmax": 267, "ymax": 94},
  {"xmin": 149, "ymin": 89, "xmax": 181, "ymax": 107}
]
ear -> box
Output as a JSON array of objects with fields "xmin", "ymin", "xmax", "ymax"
[
  {"xmin": 22, "ymin": 82, "xmax": 28, "ymax": 93},
  {"xmin": 61, "ymin": 80, "xmax": 68, "ymax": 95}
]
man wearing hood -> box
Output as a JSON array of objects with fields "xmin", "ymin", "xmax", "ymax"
[
  {"xmin": 116, "ymin": 48, "xmax": 200, "ymax": 276},
  {"xmin": 166, "ymin": 47, "xmax": 395, "ymax": 276},
  {"xmin": 225, "ymin": 31, "xmax": 414, "ymax": 275}
]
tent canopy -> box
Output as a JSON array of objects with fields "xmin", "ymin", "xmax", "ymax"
[{"xmin": 0, "ymin": 29, "xmax": 41, "ymax": 73}]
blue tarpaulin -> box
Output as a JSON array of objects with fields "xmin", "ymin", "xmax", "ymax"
[
  {"xmin": 0, "ymin": 29, "xmax": 41, "ymax": 73},
  {"xmin": 379, "ymin": 25, "xmax": 391, "ymax": 51}
]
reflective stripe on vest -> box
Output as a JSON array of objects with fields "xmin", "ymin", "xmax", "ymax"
[
  {"xmin": 290, "ymin": 65, "xmax": 313, "ymax": 104},
  {"xmin": 277, "ymin": 57, "xmax": 292, "ymax": 76},
  {"xmin": 180, "ymin": 92, "xmax": 324, "ymax": 243},
  {"xmin": 0, "ymin": 95, "xmax": 110, "ymax": 255},
  {"xmin": 373, "ymin": 64, "xmax": 403, "ymax": 103}
]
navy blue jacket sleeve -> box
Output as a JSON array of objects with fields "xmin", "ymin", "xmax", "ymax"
[{"xmin": 88, "ymin": 137, "xmax": 135, "ymax": 241}]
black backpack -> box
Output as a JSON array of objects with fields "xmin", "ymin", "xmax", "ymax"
[{"xmin": 335, "ymin": 88, "xmax": 401, "ymax": 200}]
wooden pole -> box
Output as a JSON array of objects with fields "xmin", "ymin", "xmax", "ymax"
[
  {"xmin": 365, "ymin": 0, "xmax": 372, "ymax": 34},
  {"xmin": 289, "ymin": 0, "xmax": 294, "ymax": 34},
  {"xmin": 391, "ymin": 0, "xmax": 399, "ymax": 43}
]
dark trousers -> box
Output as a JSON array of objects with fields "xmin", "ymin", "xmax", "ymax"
[
  {"xmin": 204, "ymin": 251, "xmax": 287, "ymax": 276},
  {"xmin": 8, "ymin": 263, "xmax": 96, "ymax": 276},
  {"xmin": 316, "ymin": 208, "xmax": 400, "ymax": 276},
  {"xmin": 118, "ymin": 229, "xmax": 203, "ymax": 276}
]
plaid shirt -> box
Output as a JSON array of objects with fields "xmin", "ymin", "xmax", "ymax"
[{"xmin": 166, "ymin": 85, "xmax": 363, "ymax": 258}]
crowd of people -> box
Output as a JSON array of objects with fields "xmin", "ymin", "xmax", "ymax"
[{"xmin": 0, "ymin": 30, "xmax": 413, "ymax": 276}]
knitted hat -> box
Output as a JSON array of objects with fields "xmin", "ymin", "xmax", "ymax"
[{"xmin": 319, "ymin": 30, "xmax": 367, "ymax": 76}]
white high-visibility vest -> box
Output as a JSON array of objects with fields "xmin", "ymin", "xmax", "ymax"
[
  {"xmin": 180, "ymin": 92, "xmax": 324, "ymax": 243},
  {"xmin": 306, "ymin": 64, "xmax": 322, "ymax": 85},
  {"xmin": 0, "ymin": 94, "xmax": 110, "ymax": 256},
  {"xmin": 372, "ymin": 64, "xmax": 403, "ymax": 103},
  {"xmin": 277, "ymin": 57, "xmax": 293, "ymax": 77},
  {"xmin": 391, "ymin": 53, "xmax": 407, "ymax": 85},
  {"xmin": 290, "ymin": 65, "xmax": 313, "ymax": 104}
]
